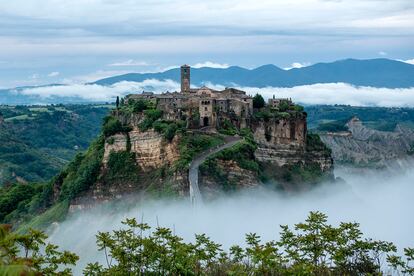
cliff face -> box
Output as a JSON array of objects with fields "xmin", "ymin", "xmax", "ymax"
[
  {"xmin": 65, "ymin": 105, "xmax": 334, "ymax": 209},
  {"xmin": 320, "ymin": 117, "xmax": 414, "ymax": 168},
  {"xmin": 253, "ymin": 117, "xmax": 333, "ymax": 173},
  {"xmin": 200, "ymin": 160, "xmax": 260, "ymax": 200},
  {"xmin": 103, "ymin": 128, "xmax": 180, "ymax": 171}
]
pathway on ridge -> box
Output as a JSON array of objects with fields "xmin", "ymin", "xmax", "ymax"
[{"xmin": 189, "ymin": 135, "xmax": 242, "ymax": 206}]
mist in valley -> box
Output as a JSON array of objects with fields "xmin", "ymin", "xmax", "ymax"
[{"xmin": 48, "ymin": 165, "xmax": 414, "ymax": 274}]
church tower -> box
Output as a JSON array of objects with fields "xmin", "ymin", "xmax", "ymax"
[{"xmin": 181, "ymin": 64, "xmax": 190, "ymax": 93}]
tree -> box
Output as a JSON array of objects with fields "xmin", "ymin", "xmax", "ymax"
[
  {"xmin": 115, "ymin": 96, "xmax": 120, "ymax": 109},
  {"xmin": 253, "ymin": 93, "xmax": 265, "ymax": 109},
  {"xmin": 0, "ymin": 224, "xmax": 78, "ymax": 275},
  {"xmin": 85, "ymin": 212, "xmax": 401, "ymax": 275}
]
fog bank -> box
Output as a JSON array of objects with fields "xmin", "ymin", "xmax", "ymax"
[
  {"xmin": 48, "ymin": 167, "xmax": 414, "ymax": 274},
  {"xmin": 17, "ymin": 81, "xmax": 414, "ymax": 107}
]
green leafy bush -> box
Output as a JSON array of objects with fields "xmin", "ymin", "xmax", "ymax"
[
  {"xmin": 105, "ymin": 151, "xmax": 138, "ymax": 181},
  {"xmin": 164, "ymin": 123, "xmax": 178, "ymax": 141},
  {"xmin": 102, "ymin": 116, "xmax": 131, "ymax": 137}
]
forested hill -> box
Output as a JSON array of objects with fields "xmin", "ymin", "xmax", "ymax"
[
  {"xmin": 0, "ymin": 105, "xmax": 111, "ymax": 185},
  {"xmin": 95, "ymin": 58, "xmax": 414, "ymax": 88}
]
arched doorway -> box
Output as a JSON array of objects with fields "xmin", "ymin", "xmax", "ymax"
[{"xmin": 203, "ymin": 116, "xmax": 209, "ymax": 126}]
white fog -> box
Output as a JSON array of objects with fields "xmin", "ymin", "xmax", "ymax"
[{"xmin": 47, "ymin": 165, "xmax": 414, "ymax": 274}]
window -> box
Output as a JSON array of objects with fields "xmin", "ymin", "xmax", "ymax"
[{"xmin": 205, "ymin": 107, "xmax": 208, "ymax": 111}]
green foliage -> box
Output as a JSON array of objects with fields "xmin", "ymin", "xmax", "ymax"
[
  {"xmin": 164, "ymin": 123, "xmax": 178, "ymax": 142},
  {"xmin": 84, "ymin": 212, "xmax": 404, "ymax": 275},
  {"xmin": 138, "ymin": 109, "xmax": 163, "ymax": 132},
  {"xmin": 254, "ymin": 110, "xmax": 273, "ymax": 122},
  {"xmin": 253, "ymin": 93, "xmax": 265, "ymax": 109},
  {"xmin": 0, "ymin": 184, "xmax": 39, "ymax": 222},
  {"xmin": 0, "ymin": 224, "xmax": 78, "ymax": 274},
  {"xmin": 306, "ymin": 105, "xmax": 414, "ymax": 131},
  {"xmin": 218, "ymin": 119, "xmax": 237, "ymax": 135},
  {"xmin": 129, "ymin": 99, "xmax": 155, "ymax": 113},
  {"xmin": 306, "ymin": 133, "xmax": 332, "ymax": 155},
  {"xmin": 200, "ymin": 140, "xmax": 259, "ymax": 191},
  {"xmin": 214, "ymin": 141, "xmax": 258, "ymax": 172},
  {"xmin": 102, "ymin": 116, "xmax": 131, "ymax": 137},
  {"xmin": 317, "ymin": 119, "xmax": 349, "ymax": 132},
  {"xmin": 175, "ymin": 133, "xmax": 224, "ymax": 171},
  {"xmin": 278, "ymin": 100, "xmax": 290, "ymax": 112},
  {"xmin": 17, "ymin": 201, "xmax": 69, "ymax": 234},
  {"xmin": 105, "ymin": 151, "xmax": 139, "ymax": 181},
  {"xmin": 59, "ymin": 136, "xmax": 105, "ymax": 201},
  {"xmin": 0, "ymin": 104, "xmax": 109, "ymax": 185},
  {"xmin": 292, "ymin": 104, "xmax": 304, "ymax": 112}
]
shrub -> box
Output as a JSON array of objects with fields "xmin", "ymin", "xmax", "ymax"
[
  {"xmin": 218, "ymin": 119, "xmax": 237, "ymax": 135},
  {"xmin": 164, "ymin": 123, "xmax": 178, "ymax": 142},
  {"xmin": 253, "ymin": 93, "xmax": 265, "ymax": 108},
  {"xmin": 106, "ymin": 151, "xmax": 138, "ymax": 180},
  {"xmin": 131, "ymin": 99, "xmax": 150, "ymax": 113},
  {"xmin": 306, "ymin": 133, "xmax": 331, "ymax": 155},
  {"xmin": 102, "ymin": 116, "xmax": 130, "ymax": 137},
  {"xmin": 279, "ymin": 100, "xmax": 290, "ymax": 112}
]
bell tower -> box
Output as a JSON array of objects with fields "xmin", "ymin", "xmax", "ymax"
[{"xmin": 181, "ymin": 64, "xmax": 190, "ymax": 93}]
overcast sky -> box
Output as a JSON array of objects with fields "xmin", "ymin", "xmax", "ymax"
[{"xmin": 0, "ymin": 0, "xmax": 413, "ymax": 87}]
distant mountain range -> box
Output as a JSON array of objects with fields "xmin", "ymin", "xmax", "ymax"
[
  {"xmin": 1, "ymin": 58, "xmax": 414, "ymax": 104},
  {"xmin": 95, "ymin": 58, "xmax": 414, "ymax": 88}
]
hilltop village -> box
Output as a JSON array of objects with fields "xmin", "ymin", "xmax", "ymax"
[
  {"xmin": 124, "ymin": 65, "xmax": 303, "ymax": 145},
  {"xmin": 73, "ymin": 64, "xmax": 332, "ymax": 203},
  {"xmin": 23, "ymin": 64, "xmax": 334, "ymax": 211}
]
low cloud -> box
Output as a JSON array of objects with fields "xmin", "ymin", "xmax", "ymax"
[
  {"xmin": 19, "ymin": 79, "xmax": 179, "ymax": 101},
  {"xmin": 402, "ymin": 59, "xmax": 414, "ymax": 65},
  {"xmin": 48, "ymin": 166, "xmax": 414, "ymax": 274},
  {"xmin": 239, "ymin": 83, "xmax": 414, "ymax": 107},
  {"xmin": 192, "ymin": 61, "xmax": 230, "ymax": 69},
  {"xmin": 17, "ymin": 81, "xmax": 414, "ymax": 107},
  {"xmin": 283, "ymin": 62, "xmax": 311, "ymax": 70}
]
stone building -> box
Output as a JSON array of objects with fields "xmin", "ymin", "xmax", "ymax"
[{"xmin": 125, "ymin": 65, "xmax": 254, "ymax": 129}]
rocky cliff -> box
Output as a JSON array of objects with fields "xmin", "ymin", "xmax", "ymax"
[
  {"xmin": 50, "ymin": 101, "xmax": 335, "ymax": 211},
  {"xmin": 320, "ymin": 117, "xmax": 414, "ymax": 168}
]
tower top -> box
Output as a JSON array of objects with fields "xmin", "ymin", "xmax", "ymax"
[{"xmin": 181, "ymin": 64, "xmax": 191, "ymax": 93}]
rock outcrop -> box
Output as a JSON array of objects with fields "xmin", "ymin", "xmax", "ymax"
[
  {"xmin": 253, "ymin": 117, "xmax": 333, "ymax": 173},
  {"xmin": 104, "ymin": 128, "xmax": 180, "ymax": 171},
  {"xmin": 320, "ymin": 117, "xmax": 414, "ymax": 168}
]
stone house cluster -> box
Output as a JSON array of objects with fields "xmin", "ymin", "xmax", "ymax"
[{"xmin": 126, "ymin": 65, "xmax": 254, "ymax": 129}]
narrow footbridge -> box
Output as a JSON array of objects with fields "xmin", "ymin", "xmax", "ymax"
[{"xmin": 189, "ymin": 136, "xmax": 242, "ymax": 206}]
